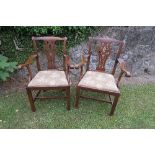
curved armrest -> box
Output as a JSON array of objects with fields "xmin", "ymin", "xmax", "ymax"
[
  {"xmin": 70, "ymin": 55, "xmax": 87, "ymax": 79},
  {"xmin": 18, "ymin": 52, "xmax": 40, "ymax": 81},
  {"xmin": 117, "ymin": 58, "xmax": 131, "ymax": 77},
  {"xmin": 63, "ymin": 54, "xmax": 87, "ymax": 82},
  {"xmin": 117, "ymin": 58, "xmax": 131, "ymax": 87},
  {"xmin": 18, "ymin": 53, "xmax": 38, "ymax": 69},
  {"xmin": 69, "ymin": 55, "xmax": 87, "ymax": 69}
]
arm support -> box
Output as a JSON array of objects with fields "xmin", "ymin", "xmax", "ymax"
[
  {"xmin": 63, "ymin": 54, "xmax": 87, "ymax": 84},
  {"xmin": 18, "ymin": 52, "xmax": 40, "ymax": 81},
  {"xmin": 117, "ymin": 58, "xmax": 131, "ymax": 87},
  {"xmin": 64, "ymin": 54, "xmax": 71, "ymax": 84},
  {"xmin": 69, "ymin": 55, "xmax": 87, "ymax": 79}
]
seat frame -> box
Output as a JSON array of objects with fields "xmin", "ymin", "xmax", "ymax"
[
  {"xmin": 18, "ymin": 36, "xmax": 71, "ymax": 112},
  {"xmin": 75, "ymin": 37, "xmax": 131, "ymax": 115}
]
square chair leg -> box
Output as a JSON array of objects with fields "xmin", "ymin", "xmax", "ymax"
[
  {"xmin": 26, "ymin": 88, "xmax": 36, "ymax": 112},
  {"xmin": 66, "ymin": 87, "xmax": 70, "ymax": 110},
  {"xmin": 75, "ymin": 87, "xmax": 80, "ymax": 108},
  {"xmin": 110, "ymin": 95, "xmax": 120, "ymax": 116}
]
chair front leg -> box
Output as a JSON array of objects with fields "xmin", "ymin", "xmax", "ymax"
[
  {"xmin": 75, "ymin": 86, "xmax": 80, "ymax": 108},
  {"xmin": 110, "ymin": 94, "xmax": 120, "ymax": 116},
  {"xmin": 26, "ymin": 88, "xmax": 36, "ymax": 112},
  {"xmin": 66, "ymin": 87, "xmax": 70, "ymax": 110}
]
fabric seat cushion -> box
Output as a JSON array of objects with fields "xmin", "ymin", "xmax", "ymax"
[
  {"xmin": 78, "ymin": 71, "xmax": 119, "ymax": 93},
  {"xmin": 28, "ymin": 70, "xmax": 69, "ymax": 87}
]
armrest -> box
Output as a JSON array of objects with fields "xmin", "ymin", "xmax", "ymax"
[
  {"xmin": 18, "ymin": 53, "xmax": 38, "ymax": 69},
  {"xmin": 18, "ymin": 52, "xmax": 39, "ymax": 81},
  {"xmin": 70, "ymin": 55, "xmax": 87, "ymax": 79},
  {"xmin": 117, "ymin": 58, "xmax": 131, "ymax": 77},
  {"xmin": 117, "ymin": 58, "xmax": 131, "ymax": 87},
  {"xmin": 69, "ymin": 55, "xmax": 87, "ymax": 69},
  {"xmin": 63, "ymin": 54, "xmax": 87, "ymax": 83}
]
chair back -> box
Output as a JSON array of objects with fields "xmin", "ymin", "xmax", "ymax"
[
  {"xmin": 32, "ymin": 36, "xmax": 67, "ymax": 70},
  {"xmin": 86, "ymin": 37, "xmax": 125, "ymax": 75}
]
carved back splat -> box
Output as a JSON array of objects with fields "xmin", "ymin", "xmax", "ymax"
[
  {"xmin": 87, "ymin": 37, "xmax": 125, "ymax": 74},
  {"xmin": 96, "ymin": 42, "xmax": 112, "ymax": 71},
  {"xmin": 44, "ymin": 40, "xmax": 56, "ymax": 69},
  {"xmin": 32, "ymin": 36, "xmax": 67, "ymax": 70}
]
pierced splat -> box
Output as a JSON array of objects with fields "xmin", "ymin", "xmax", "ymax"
[
  {"xmin": 96, "ymin": 42, "xmax": 112, "ymax": 71},
  {"xmin": 32, "ymin": 36, "xmax": 67, "ymax": 71},
  {"xmin": 43, "ymin": 40, "xmax": 56, "ymax": 69}
]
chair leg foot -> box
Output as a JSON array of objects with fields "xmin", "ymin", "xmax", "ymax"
[
  {"xmin": 75, "ymin": 87, "xmax": 80, "ymax": 108},
  {"xmin": 110, "ymin": 95, "xmax": 120, "ymax": 116},
  {"xmin": 26, "ymin": 88, "xmax": 36, "ymax": 112},
  {"xmin": 66, "ymin": 87, "xmax": 70, "ymax": 110}
]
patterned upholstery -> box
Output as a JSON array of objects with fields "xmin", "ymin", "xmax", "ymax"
[
  {"xmin": 28, "ymin": 70, "xmax": 69, "ymax": 87},
  {"xmin": 78, "ymin": 71, "xmax": 119, "ymax": 93}
]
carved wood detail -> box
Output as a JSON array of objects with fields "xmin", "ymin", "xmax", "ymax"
[
  {"xmin": 21, "ymin": 36, "xmax": 70, "ymax": 112},
  {"xmin": 96, "ymin": 42, "xmax": 112, "ymax": 71},
  {"xmin": 43, "ymin": 40, "xmax": 56, "ymax": 69},
  {"xmin": 75, "ymin": 37, "xmax": 130, "ymax": 116}
]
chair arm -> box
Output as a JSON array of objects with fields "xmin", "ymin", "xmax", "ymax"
[
  {"xmin": 18, "ymin": 53, "xmax": 38, "ymax": 69},
  {"xmin": 63, "ymin": 55, "xmax": 71, "ymax": 84},
  {"xmin": 18, "ymin": 53, "xmax": 39, "ymax": 81},
  {"xmin": 63, "ymin": 54, "xmax": 70, "ymax": 66},
  {"xmin": 63, "ymin": 54, "xmax": 87, "ymax": 83},
  {"xmin": 117, "ymin": 58, "xmax": 131, "ymax": 77},
  {"xmin": 70, "ymin": 55, "xmax": 87, "ymax": 79},
  {"xmin": 116, "ymin": 58, "xmax": 131, "ymax": 87}
]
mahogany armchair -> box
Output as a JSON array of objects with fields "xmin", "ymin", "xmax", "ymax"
[
  {"xmin": 75, "ymin": 37, "xmax": 131, "ymax": 116},
  {"xmin": 18, "ymin": 36, "xmax": 71, "ymax": 112}
]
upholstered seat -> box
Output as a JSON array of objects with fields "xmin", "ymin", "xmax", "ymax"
[
  {"xmin": 28, "ymin": 70, "xmax": 69, "ymax": 87},
  {"xmin": 78, "ymin": 71, "xmax": 119, "ymax": 93}
]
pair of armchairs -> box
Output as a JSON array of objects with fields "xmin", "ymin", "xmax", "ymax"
[{"xmin": 18, "ymin": 36, "xmax": 130, "ymax": 116}]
